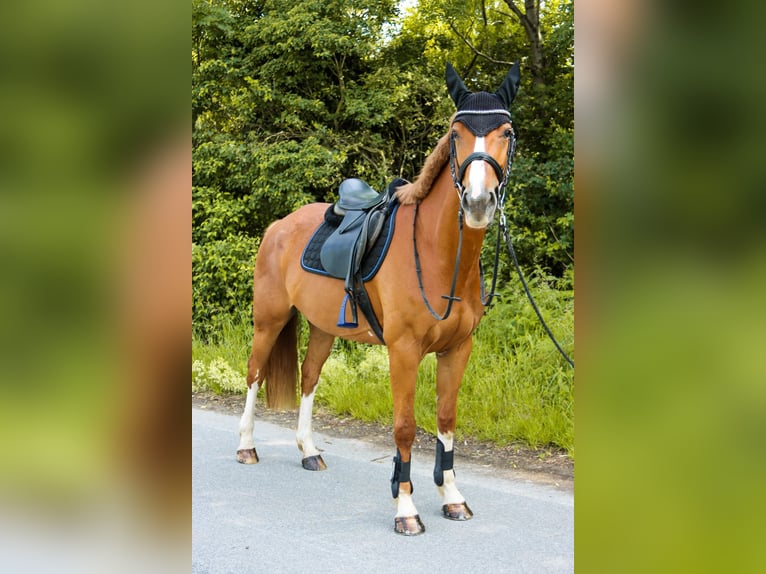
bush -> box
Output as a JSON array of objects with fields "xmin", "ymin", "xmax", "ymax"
[
  {"xmin": 192, "ymin": 234, "xmax": 258, "ymax": 337},
  {"xmin": 192, "ymin": 358, "xmax": 247, "ymax": 393}
]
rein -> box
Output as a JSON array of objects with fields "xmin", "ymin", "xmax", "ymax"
[
  {"xmin": 412, "ymin": 124, "xmax": 515, "ymax": 321},
  {"xmin": 412, "ymin": 203, "xmax": 464, "ymax": 321},
  {"xmin": 478, "ymin": 131, "xmax": 516, "ymax": 308},
  {"xmin": 500, "ymin": 211, "xmax": 575, "ymax": 369},
  {"xmin": 412, "ymin": 125, "xmax": 574, "ymax": 368}
]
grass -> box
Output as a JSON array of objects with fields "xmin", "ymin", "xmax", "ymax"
[
  {"xmin": 192, "ymin": 311, "xmax": 252, "ymax": 393},
  {"xmin": 192, "ymin": 277, "xmax": 574, "ymax": 457}
]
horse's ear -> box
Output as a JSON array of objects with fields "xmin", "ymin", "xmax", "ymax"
[
  {"xmin": 495, "ymin": 61, "xmax": 521, "ymax": 108},
  {"xmin": 446, "ymin": 62, "xmax": 471, "ymax": 108}
]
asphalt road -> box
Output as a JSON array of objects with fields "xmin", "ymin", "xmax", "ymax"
[{"xmin": 192, "ymin": 408, "xmax": 573, "ymax": 574}]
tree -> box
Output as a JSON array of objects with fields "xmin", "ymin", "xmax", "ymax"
[
  {"xmin": 503, "ymin": 0, "xmax": 545, "ymax": 89},
  {"xmin": 192, "ymin": 0, "xmax": 574, "ymax": 330},
  {"xmin": 192, "ymin": 0, "xmax": 405, "ymax": 329},
  {"xmin": 392, "ymin": 0, "xmax": 573, "ymax": 277}
]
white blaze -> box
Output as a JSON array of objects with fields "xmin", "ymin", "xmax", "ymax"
[{"xmin": 467, "ymin": 137, "xmax": 486, "ymax": 201}]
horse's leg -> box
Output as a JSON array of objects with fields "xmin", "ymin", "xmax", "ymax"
[
  {"xmin": 236, "ymin": 304, "xmax": 294, "ymax": 463},
  {"xmin": 434, "ymin": 337, "xmax": 473, "ymax": 520},
  {"xmin": 236, "ymin": 381, "xmax": 260, "ymax": 464},
  {"xmin": 388, "ymin": 344, "xmax": 425, "ymax": 535},
  {"xmin": 236, "ymin": 323, "xmax": 282, "ymax": 464},
  {"xmin": 296, "ymin": 324, "xmax": 334, "ymax": 470}
]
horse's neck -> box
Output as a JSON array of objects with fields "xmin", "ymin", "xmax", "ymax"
[{"xmin": 419, "ymin": 168, "xmax": 486, "ymax": 278}]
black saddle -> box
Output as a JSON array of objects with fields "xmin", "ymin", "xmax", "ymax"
[
  {"xmin": 320, "ymin": 178, "xmax": 391, "ymax": 279},
  {"xmin": 303, "ymin": 178, "xmax": 405, "ymax": 343},
  {"xmin": 333, "ymin": 178, "xmax": 388, "ymax": 214}
]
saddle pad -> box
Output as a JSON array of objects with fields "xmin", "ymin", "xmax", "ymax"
[{"xmin": 301, "ymin": 202, "xmax": 399, "ymax": 281}]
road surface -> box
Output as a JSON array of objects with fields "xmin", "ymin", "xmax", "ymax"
[{"xmin": 192, "ymin": 408, "xmax": 573, "ymax": 573}]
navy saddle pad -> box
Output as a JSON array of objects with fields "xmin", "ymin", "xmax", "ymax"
[{"xmin": 301, "ymin": 201, "xmax": 399, "ymax": 281}]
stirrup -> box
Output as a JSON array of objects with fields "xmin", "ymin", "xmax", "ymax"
[{"xmin": 337, "ymin": 293, "xmax": 358, "ymax": 328}]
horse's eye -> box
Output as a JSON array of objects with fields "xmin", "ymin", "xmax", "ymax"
[
  {"xmin": 451, "ymin": 130, "xmax": 459, "ymax": 140},
  {"xmin": 503, "ymin": 128, "xmax": 513, "ymax": 139}
]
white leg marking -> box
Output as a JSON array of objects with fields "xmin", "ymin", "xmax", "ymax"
[
  {"xmin": 439, "ymin": 430, "xmax": 454, "ymax": 452},
  {"xmin": 468, "ymin": 136, "xmax": 486, "ymax": 201},
  {"xmin": 436, "ymin": 431, "xmax": 466, "ymax": 505},
  {"xmin": 395, "ymin": 492, "xmax": 420, "ymax": 518},
  {"xmin": 296, "ymin": 389, "xmax": 320, "ymax": 457},
  {"xmin": 237, "ymin": 383, "xmax": 258, "ymax": 451}
]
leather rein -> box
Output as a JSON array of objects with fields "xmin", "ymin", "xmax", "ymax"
[
  {"xmin": 412, "ymin": 115, "xmax": 573, "ymax": 368},
  {"xmin": 413, "ymin": 121, "xmax": 517, "ymax": 321}
]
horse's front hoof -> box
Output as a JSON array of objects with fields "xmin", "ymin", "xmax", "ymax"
[
  {"xmin": 236, "ymin": 448, "xmax": 259, "ymax": 464},
  {"xmin": 301, "ymin": 454, "xmax": 327, "ymax": 471},
  {"xmin": 394, "ymin": 515, "xmax": 425, "ymax": 536},
  {"xmin": 442, "ymin": 502, "xmax": 473, "ymax": 521}
]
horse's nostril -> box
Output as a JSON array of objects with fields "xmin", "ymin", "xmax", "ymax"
[
  {"xmin": 461, "ymin": 189, "xmax": 496, "ymax": 212},
  {"xmin": 461, "ymin": 192, "xmax": 471, "ymax": 211}
]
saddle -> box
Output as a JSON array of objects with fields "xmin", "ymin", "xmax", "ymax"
[
  {"xmin": 320, "ymin": 178, "xmax": 390, "ymax": 279},
  {"xmin": 311, "ymin": 178, "xmax": 404, "ymax": 343}
]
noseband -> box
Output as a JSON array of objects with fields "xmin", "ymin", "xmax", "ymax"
[
  {"xmin": 445, "ymin": 111, "xmax": 518, "ymax": 309},
  {"xmin": 448, "ymin": 111, "xmax": 517, "ymax": 205},
  {"xmin": 414, "ymin": 112, "xmax": 519, "ymax": 321}
]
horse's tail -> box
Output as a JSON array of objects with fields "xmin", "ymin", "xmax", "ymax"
[{"xmin": 263, "ymin": 314, "xmax": 299, "ymax": 410}]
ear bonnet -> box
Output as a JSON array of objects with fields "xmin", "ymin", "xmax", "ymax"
[{"xmin": 445, "ymin": 62, "xmax": 521, "ymax": 136}]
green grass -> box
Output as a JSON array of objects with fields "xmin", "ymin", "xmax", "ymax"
[
  {"xmin": 192, "ymin": 278, "xmax": 574, "ymax": 457},
  {"xmin": 192, "ymin": 311, "xmax": 252, "ymax": 393}
]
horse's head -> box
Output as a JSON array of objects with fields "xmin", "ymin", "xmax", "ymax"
[{"xmin": 446, "ymin": 62, "xmax": 521, "ymax": 229}]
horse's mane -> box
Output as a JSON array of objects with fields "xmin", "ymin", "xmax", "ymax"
[{"xmin": 395, "ymin": 117, "xmax": 455, "ymax": 205}]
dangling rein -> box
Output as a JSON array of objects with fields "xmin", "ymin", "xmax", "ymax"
[
  {"xmin": 412, "ymin": 127, "xmax": 516, "ymax": 321},
  {"xmin": 412, "ymin": 203, "xmax": 464, "ymax": 321}
]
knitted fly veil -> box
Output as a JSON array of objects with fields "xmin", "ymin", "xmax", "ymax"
[{"xmin": 445, "ymin": 62, "xmax": 521, "ymax": 136}]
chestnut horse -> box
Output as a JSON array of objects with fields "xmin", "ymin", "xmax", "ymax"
[{"xmin": 237, "ymin": 62, "xmax": 521, "ymax": 535}]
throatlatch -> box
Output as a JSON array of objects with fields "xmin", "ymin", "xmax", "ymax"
[
  {"xmin": 433, "ymin": 438, "xmax": 454, "ymax": 487},
  {"xmin": 390, "ymin": 449, "xmax": 413, "ymax": 499}
]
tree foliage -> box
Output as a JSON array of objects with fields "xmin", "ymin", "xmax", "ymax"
[{"xmin": 192, "ymin": 0, "xmax": 573, "ymax": 329}]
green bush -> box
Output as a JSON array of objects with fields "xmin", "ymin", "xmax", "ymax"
[
  {"xmin": 192, "ymin": 234, "xmax": 258, "ymax": 337},
  {"xmin": 192, "ymin": 357, "xmax": 247, "ymax": 393},
  {"xmin": 505, "ymin": 128, "xmax": 574, "ymax": 277}
]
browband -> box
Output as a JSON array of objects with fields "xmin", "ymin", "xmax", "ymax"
[{"xmin": 453, "ymin": 109, "xmax": 511, "ymax": 119}]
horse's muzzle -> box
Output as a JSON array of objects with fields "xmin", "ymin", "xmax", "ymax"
[{"xmin": 460, "ymin": 188, "xmax": 498, "ymax": 228}]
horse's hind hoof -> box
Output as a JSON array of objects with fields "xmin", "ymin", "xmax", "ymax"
[
  {"xmin": 301, "ymin": 454, "xmax": 327, "ymax": 471},
  {"xmin": 394, "ymin": 515, "xmax": 425, "ymax": 536},
  {"xmin": 236, "ymin": 448, "xmax": 259, "ymax": 464},
  {"xmin": 442, "ymin": 502, "xmax": 473, "ymax": 521}
]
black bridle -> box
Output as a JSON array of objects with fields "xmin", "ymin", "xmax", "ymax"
[
  {"xmin": 413, "ymin": 120, "xmax": 574, "ymax": 368},
  {"xmin": 413, "ymin": 120, "xmax": 517, "ymax": 321},
  {"xmin": 449, "ymin": 118, "xmax": 517, "ymax": 308},
  {"xmin": 448, "ymin": 110, "xmax": 517, "ymax": 205}
]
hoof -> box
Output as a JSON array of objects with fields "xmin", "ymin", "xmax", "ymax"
[
  {"xmin": 442, "ymin": 502, "xmax": 473, "ymax": 521},
  {"xmin": 236, "ymin": 448, "xmax": 259, "ymax": 464},
  {"xmin": 394, "ymin": 515, "xmax": 426, "ymax": 536},
  {"xmin": 301, "ymin": 454, "xmax": 327, "ymax": 471}
]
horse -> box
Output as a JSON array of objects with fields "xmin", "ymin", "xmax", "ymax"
[{"xmin": 236, "ymin": 62, "xmax": 521, "ymax": 535}]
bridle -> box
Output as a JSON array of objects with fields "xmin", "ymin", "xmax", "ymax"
[
  {"xmin": 413, "ymin": 113, "xmax": 518, "ymax": 321},
  {"xmin": 450, "ymin": 111, "xmax": 517, "ymax": 307},
  {"xmin": 448, "ymin": 109, "xmax": 517, "ymax": 208}
]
